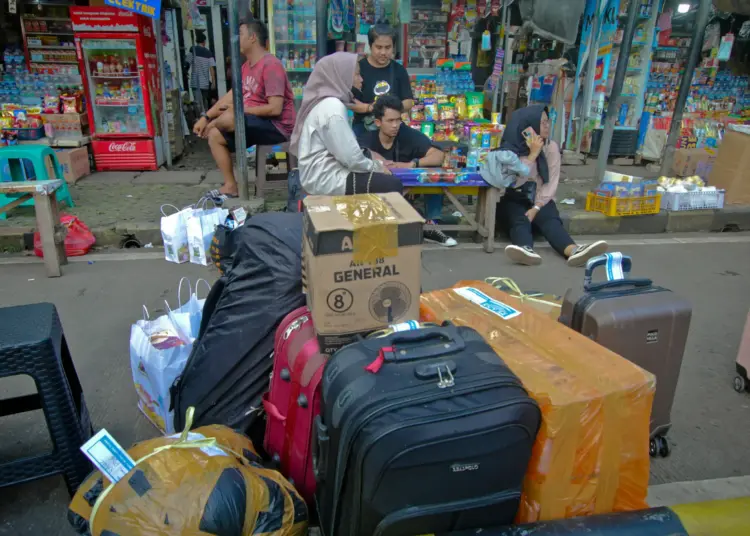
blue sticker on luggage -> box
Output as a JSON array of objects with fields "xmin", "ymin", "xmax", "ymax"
[{"xmin": 453, "ymin": 287, "xmax": 521, "ymax": 320}]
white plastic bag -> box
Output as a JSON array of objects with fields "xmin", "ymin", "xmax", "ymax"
[
  {"xmin": 187, "ymin": 203, "xmax": 229, "ymax": 266},
  {"xmin": 166, "ymin": 278, "xmax": 210, "ymax": 343},
  {"xmin": 161, "ymin": 204, "xmax": 193, "ymax": 264},
  {"xmin": 130, "ymin": 306, "xmax": 191, "ymax": 434}
]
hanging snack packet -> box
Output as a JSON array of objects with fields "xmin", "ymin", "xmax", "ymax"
[
  {"xmin": 454, "ymin": 96, "xmax": 468, "ymax": 119},
  {"xmin": 411, "ymin": 104, "xmax": 425, "ymax": 122},
  {"xmin": 423, "ymin": 98, "xmax": 438, "ymax": 122},
  {"xmin": 421, "ymin": 122, "xmax": 435, "ymax": 138},
  {"xmin": 439, "ymin": 103, "xmax": 455, "ymax": 121},
  {"xmin": 467, "ymin": 92, "xmax": 484, "ymax": 119}
]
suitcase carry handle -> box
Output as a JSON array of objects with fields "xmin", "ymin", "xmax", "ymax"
[
  {"xmin": 262, "ymin": 395, "xmax": 286, "ymax": 423},
  {"xmin": 312, "ymin": 415, "xmax": 328, "ymax": 483},
  {"xmin": 584, "ymin": 253, "xmax": 633, "ymax": 289},
  {"xmin": 585, "ymin": 278, "xmax": 653, "ymax": 293},
  {"xmin": 386, "ymin": 325, "xmax": 466, "ymax": 361}
]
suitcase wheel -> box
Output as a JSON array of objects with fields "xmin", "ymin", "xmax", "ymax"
[
  {"xmin": 649, "ymin": 435, "xmax": 671, "ymax": 458},
  {"xmin": 734, "ymin": 375, "xmax": 748, "ymax": 393}
]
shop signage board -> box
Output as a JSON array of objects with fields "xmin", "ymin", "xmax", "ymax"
[
  {"xmin": 568, "ymin": 0, "xmax": 621, "ymax": 150},
  {"xmin": 103, "ymin": 0, "xmax": 162, "ymax": 19}
]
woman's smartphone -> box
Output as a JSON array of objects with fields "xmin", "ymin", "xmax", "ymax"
[{"xmin": 522, "ymin": 127, "xmax": 536, "ymax": 139}]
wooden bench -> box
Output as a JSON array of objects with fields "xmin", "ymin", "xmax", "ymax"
[{"xmin": 0, "ymin": 180, "xmax": 67, "ymax": 277}]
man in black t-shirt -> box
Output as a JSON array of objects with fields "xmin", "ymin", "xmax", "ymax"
[
  {"xmin": 350, "ymin": 25, "xmax": 414, "ymax": 142},
  {"xmin": 360, "ymin": 95, "xmax": 456, "ymax": 247}
]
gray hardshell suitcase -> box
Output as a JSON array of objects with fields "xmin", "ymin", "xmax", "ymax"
[{"xmin": 560, "ymin": 255, "xmax": 692, "ymax": 458}]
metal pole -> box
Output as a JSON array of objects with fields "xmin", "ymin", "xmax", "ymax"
[
  {"xmin": 492, "ymin": 1, "xmax": 508, "ymax": 114},
  {"xmin": 660, "ymin": 0, "xmax": 711, "ymax": 176},
  {"xmin": 228, "ymin": 0, "xmax": 249, "ymax": 199},
  {"xmin": 500, "ymin": 4, "xmax": 512, "ymax": 120},
  {"xmin": 576, "ymin": 0, "xmax": 602, "ymax": 153},
  {"xmin": 594, "ymin": 0, "xmax": 639, "ymax": 182},
  {"xmin": 155, "ymin": 19, "xmax": 173, "ymax": 168}
]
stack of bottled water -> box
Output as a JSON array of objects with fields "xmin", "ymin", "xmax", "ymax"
[
  {"xmin": 0, "ymin": 71, "xmax": 83, "ymax": 106},
  {"xmin": 435, "ymin": 69, "xmax": 474, "ymax": 95}
]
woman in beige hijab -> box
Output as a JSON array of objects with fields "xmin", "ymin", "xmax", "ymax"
[{"xmin": 290, "ymin": 52, "xmax": 403, "ymax": 196}]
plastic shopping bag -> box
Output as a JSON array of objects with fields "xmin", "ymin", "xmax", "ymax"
[
  {"xmin": 34, "ymin": 214, "xmax": 96, "ymax": 258},
  {"xmin": 187, "ymin": 204, "xmax": 229, "ymax": 266},
  {"xmin": 160, "ymin": 204, "xmax": 192, "ymax": 264},
  {"xmin": 130, "ymin": 305, "xmax": 192, "ymax": 434},
  {"xmin": 166, "ymin": 278, "xmax": 210, "ymax": 344}
]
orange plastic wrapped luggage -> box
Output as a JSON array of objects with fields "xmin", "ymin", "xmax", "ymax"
[
  {"xmin": 420, "ymin": 281, "xmax": 655, "ymax": 524},
  {"xmin": 68, "ymin": 423, "xmax": 308, "ymax": 536}
]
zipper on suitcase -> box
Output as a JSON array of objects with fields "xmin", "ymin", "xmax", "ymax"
[
  {"xmin": 351, "ymin": 401, "xmax": 537, "ymax": 535},
  {"xmin": 325, "ymin": 376, "xmax": 522, "ymax": 536},
  {"xmin": 571, "ymin": 286, "xmax": 667, "ymax": 332},
  {"xmin": 371, "ymin": 489, "xmax": 522, "ymax": 536}
]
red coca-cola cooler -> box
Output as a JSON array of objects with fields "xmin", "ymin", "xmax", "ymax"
[{"xmin": 71, "ymin": 7, "xmax": 165, "ymax": 170}]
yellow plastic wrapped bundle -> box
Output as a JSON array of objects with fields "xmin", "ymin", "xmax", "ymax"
[
  {"xmin": 420, "ymin": 281, "xmax": 655, "ymax": 524},
  {"xmin": 68, "ymin": 420, "xmax": 308, "ymax": 536}
]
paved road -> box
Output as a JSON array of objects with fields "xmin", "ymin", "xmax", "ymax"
[{"xmin": 1, "ymin": 234, "xmax": 749, "ymax": 535}]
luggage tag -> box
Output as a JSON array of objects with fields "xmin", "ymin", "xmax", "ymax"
[
  {"xmin": 604, "ymin": 252, "xmax": 628, "ymax": 281},
  {"xmin": 81, "ymin": 429, "xmax": 136, "ymax": 484},
  {"xmin": 583, "ymin": 252, "xmax": 632, "ymax": 289},
  {"xmin": 453, "ymin": 286, "xmax": 521, "ymax": 320}
]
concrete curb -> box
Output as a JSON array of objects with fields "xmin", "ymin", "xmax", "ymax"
[
  {"xmin": 3, "ymin": 204, "xmax": 750, "ymax": 251},
  {"xmin": 647, "ymin": 475, "xmax": 750, "ymax": 507},
  {"xmin": 560, "ymin": 206, "xmax": 750, "ymax": 235}
]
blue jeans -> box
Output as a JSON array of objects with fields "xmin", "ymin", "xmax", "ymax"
[{"xmin": 424, "ymin": 194, "xmax": 444, "ymax": 221}]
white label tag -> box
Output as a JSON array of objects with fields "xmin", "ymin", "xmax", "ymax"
[
  {"xmin": 454, "ymin": 287, "xmax": 521, "ymax": 320},
  {"xmin": 81, "ymin": 429, "xmax": 136, "ymax": 483},
  {"xmin": 166, "ymin": 431, "xmax": 228, "ymax": 458},
  {"xmin": 230, "ymin": 207, "xmax": 247, "ymax": 226},
  {"xmin": 605, "ymin": 252, "xmax": 625, "ymax": 281},
  {"xmin": 390, "ymin": 320, "xmax": 420, "ymax": 332}
]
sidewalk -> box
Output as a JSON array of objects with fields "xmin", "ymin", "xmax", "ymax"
[{"xmin": 1, "ymin": 140, "xmax": 749, "ymax": 251}]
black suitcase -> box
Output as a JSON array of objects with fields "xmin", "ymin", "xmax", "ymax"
[{"xmin": 313, "ymin": 324, "xmax": 541, "ymax": 536}]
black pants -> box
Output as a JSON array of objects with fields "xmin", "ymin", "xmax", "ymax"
[
  {"xmin": 499, "ymin": 197, "xmax": 574, "ymax": 257},
  {"xmin": 222, "ymin": 114, "xmax": 287, "ymax": 153},
  {"xmin": 345, "ymin": 172, "xmax": 403, "ymax": 195}
]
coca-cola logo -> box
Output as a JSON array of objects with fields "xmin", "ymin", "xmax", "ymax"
[{"xmin": 108, "ymin": 142, "xmax": 137, "ymax": 152}]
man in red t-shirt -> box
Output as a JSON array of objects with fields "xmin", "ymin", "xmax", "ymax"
[{"xmin": 194, "ymin": 18, "xmax": 296, "ymax": 199}]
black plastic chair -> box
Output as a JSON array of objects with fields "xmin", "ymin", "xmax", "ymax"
[{"xmin": 0, "ymin": 303, "xmax": 93, "ymax": 496}]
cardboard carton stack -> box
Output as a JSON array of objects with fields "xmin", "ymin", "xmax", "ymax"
[
  {"xmin": 302, "ymin": 193, "xmax": 424, "ymax": 354},
  {"xmin": 708, "ymin": 126, "xmax": 750, "ymax": 205},
  {"xmin": 672, "ymin": 147, "xmax": 717, "ymax": 182}
]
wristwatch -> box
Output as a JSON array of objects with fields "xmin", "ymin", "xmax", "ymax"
[
  {"xmin": 412, "ymin": 158, "xmax": 420, "ymax": 168},
  {"xmin": 201, "ymin": 113, "xmax": 210, "ymax": 121}
]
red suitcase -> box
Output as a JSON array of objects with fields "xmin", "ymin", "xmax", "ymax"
[{"xmin": 263, "ymin": 305, "xmax": 325, "ymax": 503}]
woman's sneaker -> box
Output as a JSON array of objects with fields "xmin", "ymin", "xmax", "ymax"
[
  {"xmin": 566, "ymin": 240, "xmax": 609, "ymax": 267},
  {"xmin": 424, "ymin": 228, "xmax": 457, "ymax": 247},
  {"xmin": 505, "ymin": 245, "xmax": 542, "ymax": 266}
]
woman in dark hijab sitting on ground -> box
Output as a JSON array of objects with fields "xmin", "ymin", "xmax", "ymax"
[{"xmin": 497, "ymin": 104, "xmax": 608, "ymax": 266}]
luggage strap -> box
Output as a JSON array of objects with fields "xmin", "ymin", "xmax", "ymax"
[{"xmin": 485, "ymin": 277, "xmax": 562, "ymax": 309}]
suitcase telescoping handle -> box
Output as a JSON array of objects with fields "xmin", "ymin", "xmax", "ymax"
[
  {"xmin": 584, "ymin": 253, "xmax": 633, "ymax": 289},
  {"xmin": 584, "ymin": 253, "xmax": 652, "ymax": 292},
  {"xmin": 385, "ymin": 325, "xmax": 466, "ymax": 361}
]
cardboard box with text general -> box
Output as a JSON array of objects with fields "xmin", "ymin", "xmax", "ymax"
[{"xmin": 303, "ymin": 193, "xmax": 424, "ymax": 354}]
